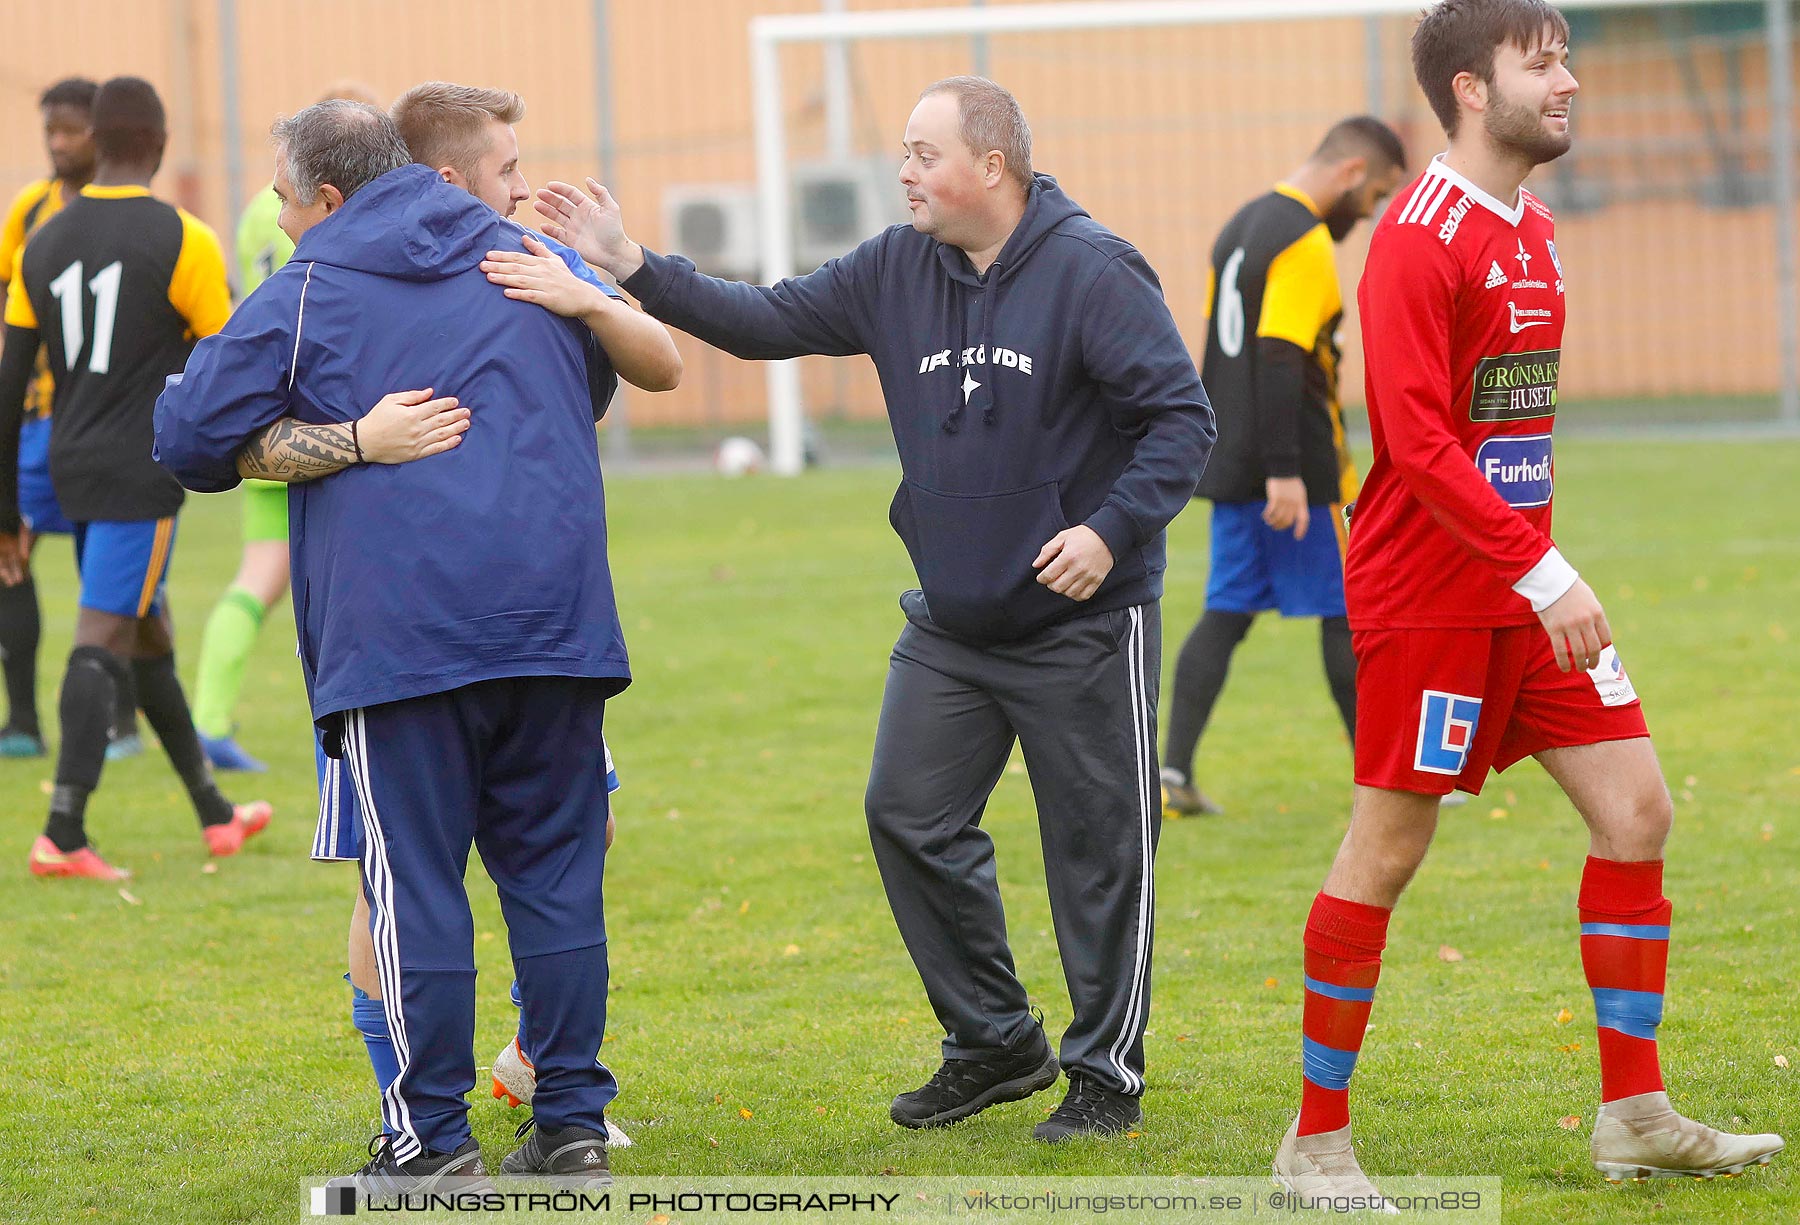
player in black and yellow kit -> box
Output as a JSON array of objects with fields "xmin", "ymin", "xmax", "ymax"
[
  {"xmin": 0, "ymin": 78, "xmax": 270, "ymax": 879},
  {"xmin": 0, "ymin": 78, "xmax": 144, "ymax": 760},
  {"xmin": 1161, "ymin": 117, "xmax": 1406, "ymax": 816}
]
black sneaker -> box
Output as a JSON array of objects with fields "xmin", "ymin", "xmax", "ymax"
[
  {"xmin": 330, "ymin": 1132, "xmax": 489, "ymax": 1197},
  {"xmin": 499, "ymin": 1116, "xmax": 613, "ymax": 1185},
  {"xmin": 890, "ymin": 1025, "xmax": 1060, "ymax": 1129},
  {"xmin": 1032, "ymin": 1073, "xmax": 1142, "ymax": 1142}
]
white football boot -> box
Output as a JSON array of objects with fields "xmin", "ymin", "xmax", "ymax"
[
  {"xmin": 1591, "ymin": 1092, "xmax": 1782, "ymax": 1181},
  {"xmin": 491, "ymin": 1037, "xmax": 634, "ymax": 1148},
  {"xmin": 1273, "ymin": 1117, "xmax": 1398, "ymax": 1214}
]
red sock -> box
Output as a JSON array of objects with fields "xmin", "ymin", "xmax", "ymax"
[
  {"xmin": 1298, "ymin": 892, "xmax": 1390, "ymax": 1136},
  {"xmin": 1579, "ymin": 856, "xmax": 1669, "ymax": 1102}
]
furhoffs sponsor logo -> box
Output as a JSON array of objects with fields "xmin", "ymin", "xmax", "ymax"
[{"xmin": 1476, "ymin": 433, "xmax": 1554, "ymax": 507}]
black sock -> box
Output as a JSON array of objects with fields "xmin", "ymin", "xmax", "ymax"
[
  {"xmin": 0, "ymin": 574, "xmax": 42, "ymax": 737},
  {"xmin": 1163, "ymin": 608, "xmax": 1254, "ymax": 782},
  {"xmin": 113, "ymin": 666, "xmax": 140, "ymax": 739},
  {"xmin": 1321, "ymin": 615, "xmax": 1357, "ymax": 746},
  {"xmin": 45, "ymin": 786, "xmax": 91, "ymax": 853},
  {"xmin": 131, "ymin": 654, "xmax": 233, "ymax": 826},
  {"xmin": 45, "ymin": 646, "xmax": 126, "ymax": 850}
]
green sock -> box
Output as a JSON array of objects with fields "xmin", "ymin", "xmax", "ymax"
[{"xmin": 191, "ymin": 586, "xmax": 266, "ymax": 739}]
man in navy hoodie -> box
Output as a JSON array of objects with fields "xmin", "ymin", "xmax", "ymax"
[
  {"xmin": 507, "ymin": 76, "xmax": 1214, "ymax": 1140},
  {"xmin": 154, "ymin": 101, "xmax": 627, "ymax": 1190}
]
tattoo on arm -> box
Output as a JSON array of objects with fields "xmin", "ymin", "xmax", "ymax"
[{"xmin": 235, "ymin": 418, "xmax": 360, "ymax": 483}]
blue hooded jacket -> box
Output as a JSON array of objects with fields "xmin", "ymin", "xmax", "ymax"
[
  {"xmin": 624, "ymin": 174, "xmax": 1214, "ymax": 643},
  {"xmin": 154, "ymin": 163, "xmax": 629, "ymax": 721}
]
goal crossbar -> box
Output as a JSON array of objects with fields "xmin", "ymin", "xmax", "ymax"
[{"xmin": 748, "ymin": 0, "xmax": 1785, "ymax": 472}]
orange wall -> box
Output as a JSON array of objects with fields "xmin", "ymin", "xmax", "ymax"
[{"xmin": 5, "ymin": 1, "xmax": 1795, "ymax": 431}]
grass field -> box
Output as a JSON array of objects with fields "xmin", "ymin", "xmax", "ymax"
[{"xmin": 0, "ymin": 437, "xmax": 1795, "ymax": 1224}]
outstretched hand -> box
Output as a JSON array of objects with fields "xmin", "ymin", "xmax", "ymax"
[{"xmin": 535, "ymin": 178, "xmax": 642, "ymax": 281}]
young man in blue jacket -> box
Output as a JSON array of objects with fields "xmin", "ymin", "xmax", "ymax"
[
  {"xmin": 509, "ymin": 76, "xmax": 1214, "ymax": 1140},
  {"xmin": 155, "ymin": 100, "xmax": 628, "ymax": 1191}
]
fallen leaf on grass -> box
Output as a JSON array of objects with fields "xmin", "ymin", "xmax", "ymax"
[
  {"xmin": 713, "ymin": 1093, "xmax": 723, "ymax": 1104},
  {"xmin": 1438, "ymin": 945, "xmax": 1465, "ymax": 963},
  {"xmin": 1559, "ymin": 1043, "xmax": 1583, "ymax": 1054},
  {"xmin": 38, "ymin": 779, "xmax": 52, "ymax": 795},
  {"xmin": 707, "ymin": 1136, "xmax": 719, "ymax": 1148},
  {"xmin": 117, "ymin": 889, "xmax": 141, "ymax": 906},
  {"xmin": 1554, "ymin": 1008, "xmax": 1574, "ymax": 1026},
  {"xmin": 815, "ymin": 1105, "xmax": 829, "ymax": 1116},
  {"xmin": 1558, "ymin": 1115, "xmax": 1582, "ymax": 1130},
  {"xmin": 201, "ymin": 863, "xmax": 218, "ymax": 874},
  {"xmin": 739, "ymin": 1107, "xmax": 754, "ymax": 1120},
  {"xmin": 1126, "ymin": 1130, "xmax": 1142, "ymax": 1138},
  {"xmin": 1264, "ymin": 977, "xmax": 1279, "ymax": 989},
  {"xmin": 783, "ymin": 943, "xmax": 800, "ymax": 956},
  {"xmin": 1776, "ymin": 1055, "xmax": 1790, "ymax": 1069},
  {"xmin": 651, "ymin": 1216, "xmax": 672, "ymax": 1225},
  {"xmin": 1489, "ymin": 808, "xmax": 1508, "ymax": 820}
]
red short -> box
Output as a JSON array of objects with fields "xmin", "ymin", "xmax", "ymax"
[{"xmin": 1353, "ymin": 624, "xmax": 1650, "ymax": 796}]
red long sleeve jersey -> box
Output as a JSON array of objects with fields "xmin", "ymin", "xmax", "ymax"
[{"xmin": 1345, "ymin": 156, "xmax": 1567, "ymax": 629}]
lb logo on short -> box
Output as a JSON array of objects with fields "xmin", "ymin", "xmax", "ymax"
[
  {"xmin": 1476, "ymin": 433, "xmax": 1553, "ymax": 507},
  {"xmin": 1416, "ymin": 690, "xmax": 1483, "ymax": 775},
  {"xmin": 1587, "ymin": 644, "xmax": 1639, "ymax": 707}
]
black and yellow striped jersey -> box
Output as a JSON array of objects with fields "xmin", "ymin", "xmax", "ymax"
[
  {"xmin": 1195, "ymin": 183, "xmax": 1356, "ymax": 507},
  {"xmin": 0, "ymin": 177, "xmax": 75, "ymax": 421},
  {"xmin": 4, "ymin": 184, "xmax": 229, "ymax": 521}
]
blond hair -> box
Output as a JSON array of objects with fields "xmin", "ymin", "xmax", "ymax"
[{"xmin": 390, "ymin": 81, "xmax": 525, "ymax": 179}]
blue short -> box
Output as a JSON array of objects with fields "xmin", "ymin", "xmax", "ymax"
[
  {"xmin": 18, "ymin": 417, "xmax": 73, "ymax": 535},
  {"xmin": 73, "ymin": 517, "xmax": 177, "ymax": 618},
  {"xmin": 1205, "ymin": 500, "xmax": 1347, "ymax": 619},
  {"xmin": 312, "ymin": 726, "xmax": 619, "ymax": 863}
]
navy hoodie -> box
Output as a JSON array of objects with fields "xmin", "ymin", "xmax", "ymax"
[
  {"xmin": 625, "ymin": 174, "xmax": 1214, "ymax": 643},
  {"xmin": 154, "ymin": 164, "xmax": 629, "ymax": 721}
]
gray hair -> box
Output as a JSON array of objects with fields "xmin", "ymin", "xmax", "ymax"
[
  {"xmin": 271, "ymin": 100, "xmax": 411, "ymax": 206},
  {"xmin": 919, "ymin": 76, "xmax": 1034, "ymax": 189}
]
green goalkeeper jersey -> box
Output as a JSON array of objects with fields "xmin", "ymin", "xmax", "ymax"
[
  {"xmin": 236, "ymin": 183, "xmax": 294, "ymax": 295},
  {"xmin": 235, "ymin": 186, "xmax": 293, "ymax": 498}
]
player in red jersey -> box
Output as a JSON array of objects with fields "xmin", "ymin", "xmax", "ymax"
[{"xmin": 1272, "ymin": 0, "xmax": 1783, "ymax": 1203}]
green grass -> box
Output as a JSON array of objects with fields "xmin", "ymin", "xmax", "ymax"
[{"xmin": 0, "ymin": 438, "xmax": 1795, "ymax": 1223}]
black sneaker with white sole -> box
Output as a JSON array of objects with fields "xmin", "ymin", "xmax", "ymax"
[
  {"xmin": 329, "ymin": 1132, "xmax": 489, "ymax": 1198},
  {"xmin": 499, "ymin": 1116, "xmax": 613, "ymax": 1184},
  {"xmin": 1032, "ymin": 1073, "xmax": 1142, "ymax": 1142},
  {"xmin": 890, "ymin": 1024, "xmax": 1060, "ymax": 1129}
]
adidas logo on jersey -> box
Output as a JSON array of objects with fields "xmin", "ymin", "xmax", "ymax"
[{"xmin": 1485, "ymin": 261, "xmax": 1508, "ymax": 289}]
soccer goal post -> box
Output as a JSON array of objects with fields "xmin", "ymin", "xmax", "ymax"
[{"xmin": 747, "ymin": 0, "xmax": 1798, "ymax": 475}]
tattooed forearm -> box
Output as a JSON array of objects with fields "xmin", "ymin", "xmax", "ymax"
[{"xmin": 235, "ymin": 418, "xmax": 361, "ymax": 483}]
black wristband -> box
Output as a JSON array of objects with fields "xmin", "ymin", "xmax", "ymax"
[{"xmin": 350, "ymin": 417, "xmax": 365, "ymax": 463}]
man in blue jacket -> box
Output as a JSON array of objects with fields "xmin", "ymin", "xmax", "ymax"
[
  {"xmin": 155, "ymin": 100, "xmax": 627, "ymax": 1191},
  {"xmin": 509, "ymin": 76, "xmax": 1214, "ymax": 1140}
]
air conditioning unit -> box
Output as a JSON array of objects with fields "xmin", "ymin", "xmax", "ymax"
[
  {"xmin": 792, "ymin": 158, "xmax": 910, "ymax": 271},
  {"xmin": 661, "ymin": 184, "xmax": 761, "ymax": 280}
]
